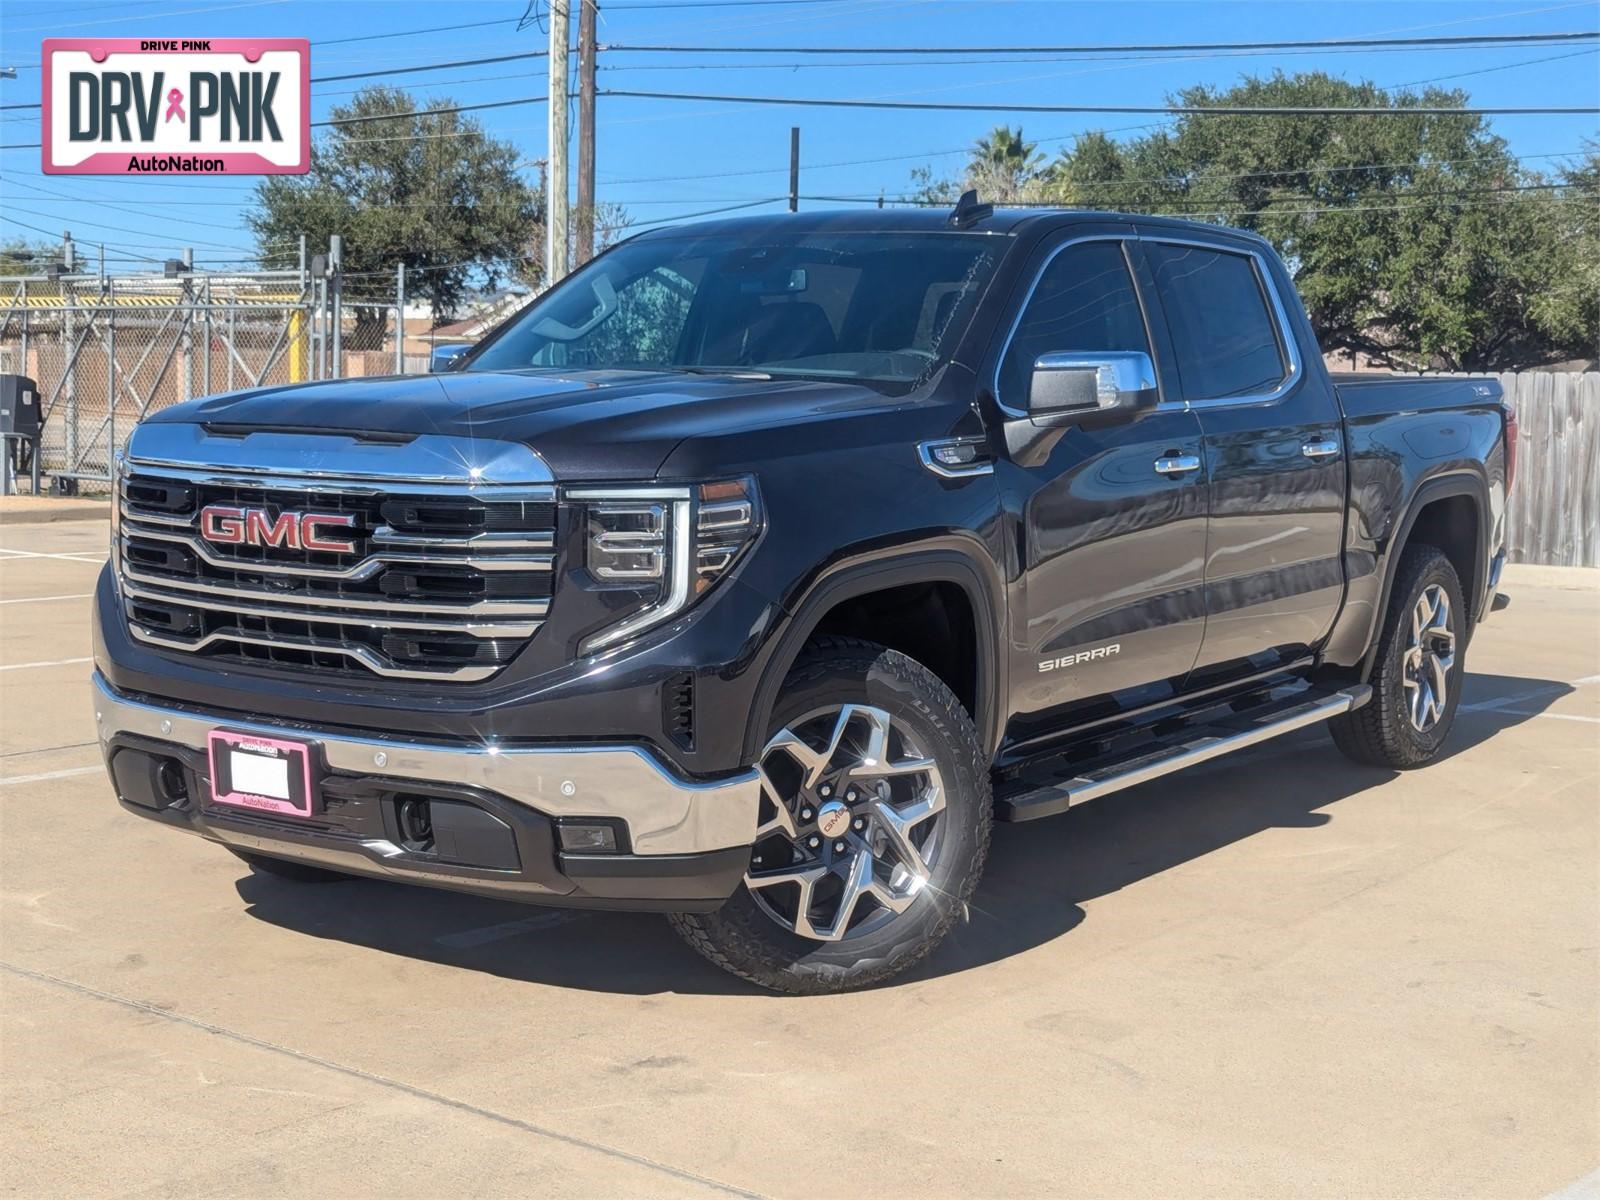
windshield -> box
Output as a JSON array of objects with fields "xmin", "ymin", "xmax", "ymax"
[{"xmin": 464, "ymin": 229, "xmax": 1006, "ymax": 391}]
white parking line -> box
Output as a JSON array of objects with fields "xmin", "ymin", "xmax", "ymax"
[
  {"xmin": 0, "ymin": 549, "xmax": 107, "ymax": 562},
  {"xmin": 0, "ymin": 657, "xmax": 93, "ymax": 673},
  {"xmin": 1495, "ymin": 710, "xmax": 1600, "ymax": 725},
  {"xmin": 0, "ymin": 593, "xmax": 93, "ymax": 605},
  {"xmin": 1542, "ymin": 1167, "xmax": 1600, "ymax": 1200},
  {"xmin": 1461, "ymin": 673, "xmax": 1600, "ymax": 715},
  {"xmin": 0, "ymin": 765, "xmax": 103, "ymax": 787}
]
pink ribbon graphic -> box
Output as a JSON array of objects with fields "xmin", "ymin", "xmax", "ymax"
[{"xmin": 164, "ymin": 88, "xmax": 185, "ymax": 123}]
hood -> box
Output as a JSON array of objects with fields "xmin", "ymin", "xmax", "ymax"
[{"xmin": 146, "ymin": 368, "xmax": 903, "ymax": 479}]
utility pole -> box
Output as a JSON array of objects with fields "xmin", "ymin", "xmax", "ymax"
[
  {"xmin": 547, "ymin": 0, "xmax": 571, "ymax": 283},
  {"xmin": 788, "ymin": 126, "xmax": 800, "ymax": 212},
  {"xmin": 329, "ymin": 234, "xmax": 343, "ymax": 379},
  {"xmin": 576, "ymin": 0, "xmax": 598, "ymax": 265},
  {"xmin": 181, "ymin": 246, "xmax": 195, "ymax": 401}
]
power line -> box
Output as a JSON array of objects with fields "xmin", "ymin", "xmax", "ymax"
[
  {"xmin": 312, "ymin": 51, "xmax": 548, "ymax": 86},
  {"xmin": 3, "ymin": 0, "xmax": 289, "ymax": 36},
  {"xmin": 318, "ymin": 17, "xmax": 523, "ymax": 47},
  {"xmin": 601, "ymin": 89, "xmax": 1600, "ymax": 116},
  {"xmin": 808, "ymin": 181, "xmax": 1580, "ymax": 207},
  {"xmin": 809, "ymin": 191, "xmax": 1589, "ymax": 216},
  {"xmin": 316, "ymin": 95, "xmax": 550, "ymax": 128},
  {"xmin": 5, "ymin": 177, "xmax": 270, "ymax": 233},
  {"xmin": 10, "ymin": 37, "xmax": 1591, "ymax": 117},
  {"xmin": 603, "ymin": 30, "xmax": 1600, "ymax": 56},
  {"xmin": 624, "ymin": 197, "xmax": 787, "ymax": 228},
  {"xmin": 1, "ymin": 95, "xmax": 556, "ymax": 148},
  {"xmin": 603, "ymin": 0, "xmax": 856, "ymax": 8},
  {"xmin": 1, "ymin": 204, "xmax": 268, "ymax": 254},
  {"xmin": 0, "ymin": 214, "xmax": 166, "ymax": 263}
]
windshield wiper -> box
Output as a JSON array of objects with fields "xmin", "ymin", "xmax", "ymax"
[{"xmin": 666, "ymin": 365, "xmax": 775, "ymax": 380}]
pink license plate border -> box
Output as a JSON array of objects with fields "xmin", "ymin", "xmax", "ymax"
[
  {"xmin": 206, "ymin": 729, "xmax": 315, "ymax": 818},
  {"xmin": 40, "ymin": 38, "xmax": 311, "ymax": 176}
]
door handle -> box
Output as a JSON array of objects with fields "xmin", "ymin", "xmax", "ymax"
[
  {"xmin": 1154, "ymin": 454, "xmax": 1201, "ymax": 477},
  {"xmin": 1301, "ymin": 438, "xmax": 1340, "ymax": 459}
]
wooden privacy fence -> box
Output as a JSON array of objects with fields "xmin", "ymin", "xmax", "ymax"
[{"xmin": 1497, "ymin": 372, "xmax": 1598, "ymax": 568}]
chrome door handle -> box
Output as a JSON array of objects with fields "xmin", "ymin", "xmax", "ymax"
[
  {"xmin": 1302, "ymin": 438, "xmax": 1340, "ymax": 459},
  {"xmin": 1154, "ymin": 454, "xmax": 1201, "ymax": 476}
]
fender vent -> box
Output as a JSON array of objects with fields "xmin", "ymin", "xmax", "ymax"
[{"xmin": 665, "ymin": 673, "xmax": 695, "ymax": 750}]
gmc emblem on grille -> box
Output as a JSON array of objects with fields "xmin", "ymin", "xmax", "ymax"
[{"xmin": 199, "ymin": 505, "xmax": 357, "ymax": 553}]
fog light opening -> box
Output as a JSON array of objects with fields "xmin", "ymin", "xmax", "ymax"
[
  {"xmin": 557, "ymin": 820, "xmax": 624, "ymax": 854},
  {"xmin": 397, "ymin": 797, "xmax": 435, "ymax": 853},
  {"xmin": 156, "ymin": 758, "xmax": 188, "ymax": 804}
]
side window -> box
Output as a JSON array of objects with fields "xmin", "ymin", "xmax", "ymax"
[
  {"xmin": 539, "ymin": 266, "xmax": 696, "ymax": 368},
  {"xmin": 1145, "ymin": 243, "xmax": 1287, "ymax": 401},
  {"xmin": 999, "ymin": 241, "xmax": 1150, "ymax": 409}
]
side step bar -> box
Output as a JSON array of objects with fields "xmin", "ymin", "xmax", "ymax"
[{"xmin": 995, "ymin": 684, "xmax": 1371, "ymax": 823}]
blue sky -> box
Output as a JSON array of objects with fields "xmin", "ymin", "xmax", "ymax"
[{"xmin": 2, "ymin": 0, "xmax": 1597, "ymax": 269}]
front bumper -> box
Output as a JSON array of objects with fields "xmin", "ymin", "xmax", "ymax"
[{"xmin": 92, "ymin": 673, "xmax": 758, "ymax": 911}]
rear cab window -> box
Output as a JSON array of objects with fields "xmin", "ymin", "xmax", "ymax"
[{"xmin": 1143, "ymin": 242, "xmax": 1289, "ymax": 402}]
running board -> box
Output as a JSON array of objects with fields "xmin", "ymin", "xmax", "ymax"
[{"xmin": 994, "ymin": 684, "xmax": 1371, "ymax": 823}]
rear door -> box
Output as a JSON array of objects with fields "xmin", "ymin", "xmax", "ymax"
[
  {"xmin": 991, "ymin": 229, "xmax": 1209, "ymax": 750},
  {"xmin": 1136, "ymin": 234, "xmax": 1346, "ymax": 683}
]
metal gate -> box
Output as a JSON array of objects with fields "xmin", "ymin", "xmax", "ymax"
[{"xmin": 0, "ymin": 271, "xmax": 318, "ymax": 484}]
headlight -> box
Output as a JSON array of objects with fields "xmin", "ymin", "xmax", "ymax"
[{"xmin": 569, "ymin": 477, "xmax": 761, "ymax": 655}]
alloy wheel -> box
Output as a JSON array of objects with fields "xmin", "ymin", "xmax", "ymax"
[
  {"xmin": 1402, "ymin": 583, "xmax": 1456, "ymax": 732},
  {"xmin": 746, "ymin": 704, "xmax": 946, "ymax": 942}
]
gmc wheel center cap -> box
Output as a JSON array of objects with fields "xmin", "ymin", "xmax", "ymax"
[{"xmin": 816, "ymin": 801, "xmax": 850, "ymax": 839}]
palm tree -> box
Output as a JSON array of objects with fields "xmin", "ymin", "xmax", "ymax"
[{"xmin": 965, "ymin": 126, "xmax": 1045, "ymax": 202}]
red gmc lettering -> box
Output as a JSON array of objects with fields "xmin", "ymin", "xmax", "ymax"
[
  {"xmin": 245, "ymin": 509, "xmax": 299, "ymax": 548},
  {"xmin": 197, "ymin": 505, "xmax": 356, "ymax": 552},
  {"xmin": 298, "ymin": 513, "xmax": 358, "ymax": 552},
  {"xmin": 199, "ymin": 504, "xmax": 245, "ymax": 544}
]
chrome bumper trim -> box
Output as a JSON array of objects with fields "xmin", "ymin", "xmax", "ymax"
[{"xmin": 92, "ymin": 673, "xmax": 759, "ymax": 856}]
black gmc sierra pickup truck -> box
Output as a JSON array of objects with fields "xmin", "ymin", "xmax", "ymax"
[{"xmin": 95, "ymin": 200, "xmax": 1514, "ymax": 993}]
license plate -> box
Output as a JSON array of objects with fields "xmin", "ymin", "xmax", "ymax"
[{"xmin": 207, "ymin": 730, "xmax": 316, "ymax": 818}]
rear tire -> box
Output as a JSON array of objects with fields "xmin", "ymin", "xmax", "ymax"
[
  {"xmin": 228, "ymin": 848, "xmax": 350, "ymax": 883},
  {"xmin": 669, "ymin": 637, "xmax": 992, "ymax": 994},
  {"xmin": 1330, "ymin": 543, "xmax": 1466, "ymax": 769}
]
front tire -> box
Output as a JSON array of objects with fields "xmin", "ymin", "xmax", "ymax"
[
  {"xmin": 670, "ymin": 637, "xmax": 992, "ymax": 994},
  {"xmin": 1330, "ymin": 543, "xmax": 1467, "ymax": 768}
]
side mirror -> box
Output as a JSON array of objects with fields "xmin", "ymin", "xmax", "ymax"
[
  {"xmin": 1027, "ymin": 351, "xmax": 1158, "ymax": 427},
  {"xmin": 430, "ymin": 344, "xmax": 470, "ymax": 373}
]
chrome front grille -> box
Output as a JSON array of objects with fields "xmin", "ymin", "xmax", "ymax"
[{"xmin": 117, "ymin": 457, "xmax": 558, "ymax": 683}]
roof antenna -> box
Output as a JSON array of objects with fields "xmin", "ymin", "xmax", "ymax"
[{"xmin": 948, "ymin": 189, "xmax": 993, "ymax": 229}]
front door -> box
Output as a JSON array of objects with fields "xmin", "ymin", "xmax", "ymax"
[
  {"xmin": 1137, "ymin": 236, "xmax": 1347, "ymax": 684},
  {"xmin": 992, "ymin": 234, "xmax": 1209, "ymax": 752}
]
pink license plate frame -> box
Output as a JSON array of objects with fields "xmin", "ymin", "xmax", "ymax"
[{"xmin": 207, "ymin": 729, "xmax": 316, "ymax": 818}]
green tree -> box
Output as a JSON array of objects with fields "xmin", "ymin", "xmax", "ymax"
[
  {"xmin": 247, "ymin": 87, "xmax": 542, "ymax": 326},
  {"xmin": 966, "ymin": 125, "xmax": 1047, "ymax": 203},
  {"xmin": 912, "ymin": 73, "xmax": 1599, "ymax": 369},
  {"xmin": 0, "ymin": 240, "xmax": 59, "ymax": 276},
  {"xmin": 911, "ymin": 126, "xmax": 1053, "ymax": 205}
]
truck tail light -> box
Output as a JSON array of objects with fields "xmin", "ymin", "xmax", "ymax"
[{"xmin": 1502, "ymin": 402, "xmax": 1519, "ymax": 494}]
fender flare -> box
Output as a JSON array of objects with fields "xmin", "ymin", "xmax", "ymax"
[
  {"xmin": 741, "ymin": 536, "xmax": 1007, "ymax": 762},
  {"xmin": 1359, "ymin": 469, "xmax": 1489, "ymax": 680}
]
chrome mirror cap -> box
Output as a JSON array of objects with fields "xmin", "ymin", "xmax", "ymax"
[{"xmin": 1027, "ymin": 350, "xmax": 1158, "ymax": 425}]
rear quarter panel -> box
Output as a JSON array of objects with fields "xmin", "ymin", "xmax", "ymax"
[{"xmin": 1320, "ymin": 376, "xmax": 1507, "ymax": 669}]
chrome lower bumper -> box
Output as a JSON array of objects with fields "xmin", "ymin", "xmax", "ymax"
[{"xmin": 91, "ymin": 673, "xmax": 759, "ymax": 857}]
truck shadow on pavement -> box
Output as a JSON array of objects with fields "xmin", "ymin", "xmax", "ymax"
[{"xmin": 235, "ymin": 672, "xmax": 1569, "ymax": 996}]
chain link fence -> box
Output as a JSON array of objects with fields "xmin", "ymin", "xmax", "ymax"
[{"xmin": 0, "ymin": 264, "xmax": 412, "ymax": 487}]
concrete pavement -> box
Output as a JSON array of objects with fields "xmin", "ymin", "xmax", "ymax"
[{"xmin": 2, "ymin": 521, "xmax": 1596, "ymax": 1198}]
